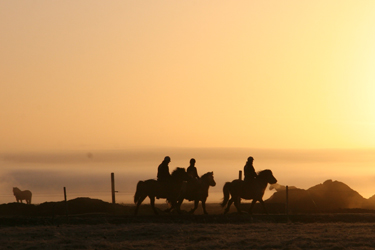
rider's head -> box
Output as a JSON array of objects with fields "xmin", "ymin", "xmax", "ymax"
[
  {"xmin": 164, "ymin": 156, "xmax": 171, "ymax": 163},
  {"xmin": 247, "ymin": 156, "xmax": 254, "ymax": 163},
  {"xmin": 190, "ymin": 158, "xmax": 196, "ymax": 165}
]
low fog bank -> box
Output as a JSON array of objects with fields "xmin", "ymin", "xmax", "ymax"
[
  {"xmin": 3, "ymin": 147, "xmax": 375, "ymax": 164},
  {"xmin": 0, "ymin": 168, "xmax": 141, "ymax": 204},
  {"xmin": 0, "ymin": 166, "xmax": 237, "ymax": 205},
  {"xmin": 1, "ymin": 148, "xmax": 375, "ymax": 204}
]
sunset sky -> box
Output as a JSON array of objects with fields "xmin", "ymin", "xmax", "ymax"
[
  {"xmin": 1, "ymin": 1, "xmax": 375, "ymax": 153},
  {"xmin": 2, "ymin": 1, "xmax": 375, "ymax": 204}
]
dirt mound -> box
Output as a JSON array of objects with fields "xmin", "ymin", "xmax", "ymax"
[
  {"xmin": 266, "ymin": 179, "xmax": 375, "ymax": 212},
  {"xmin": 0, "ymin": 197, "xmax": 132, "ymax": 216}
]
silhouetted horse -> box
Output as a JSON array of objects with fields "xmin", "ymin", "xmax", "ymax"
[
  {"xmin": 13, "ymin": 187, "xmax": 32, "ymax": 204},
  {"xmin": 221, "ymin": 169, "xmax": 277, "ymax": 214},
  {"xmin": 177, "ymin": 172, "xmax": 216, "ymax": 214},
  {"xmin": 134, "ymin": 167, "xmax": 188, "ymax": 215}
]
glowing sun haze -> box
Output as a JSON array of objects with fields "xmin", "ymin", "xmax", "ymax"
[{"xmin": 1, "ymin": 1, "xmax": 375, "ymax": 152}]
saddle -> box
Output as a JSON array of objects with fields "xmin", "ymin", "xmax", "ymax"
[{"xmin": 243, "ymin": 178, "xmax": 258, "ymax": 188}]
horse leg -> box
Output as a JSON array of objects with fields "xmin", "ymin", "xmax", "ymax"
[
  {"xmin": 259, "ymin": 199, "xmax": 268, "ymax": 215},
  {"xmin": 189, "ymin": 200, "xmax": 199, "ymax": 214},
  {"xmin": 201, "ymin": 200, "xmax": 208, "ymax": 215},
  {"xmin": 134, "ymin": 195, "xmax": 147, "ymax": 216},
  {"xmin": 176, "ymin": 198, "xmax": 184, "ymax": 214},
  {"xmin": 234, "ymin": 197, "xmax": 242, "ymax": 214},
  {"xmin": 150, "ymin": 196, "xmax": 159, "ymax": 215},
  {"xmin": 224, "ymin": 198, "xmax": 234, "ymax": 214},
  {"xmin": 164, "ymin": 206, "xmax": 171, "ymax": 213},
  {"xmin": 164, "ymin": 199, "xmax": 175, "ymax": 213},
  {"xmin": 249, "ymin": 199, "xmax": 257, "ymax": 214}
]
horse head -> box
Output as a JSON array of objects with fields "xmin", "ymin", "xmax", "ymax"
[
  {"xmin": 13, "ymin": 187, "xmax": 20, "ymax": 194},
  {"xmin": 257, "ymin": 169, "xmax": 277, "ymax": 185},
  {"xmin": 201, "ymin": 172, "xmax": 216, "ymax": 187}
]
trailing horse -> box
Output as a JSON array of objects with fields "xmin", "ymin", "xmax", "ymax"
[
  {"xmin": 176, "ymin": 172, "xmax": 216, "ymax": 214},
  {"xmin": 13, "ymin": 187, "xmax": 32, "ymax": 204},
  {"xmin": 221, "ymin": 169, "xmax": 277, "ymax": 214},
  {"xmin": 134, "ymin": 167, "xmax": 188, "ymax": 215}
]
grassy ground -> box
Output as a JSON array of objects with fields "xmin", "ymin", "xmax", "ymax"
[
  {"xmin": 2, "ymin": 200, "xmax": 375, "ymax": 249},
  {"xmin": 1, "ymin": 220, "xmax": 375, "ymax": 249}
]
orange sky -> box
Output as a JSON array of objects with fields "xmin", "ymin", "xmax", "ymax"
[{"xmin": 1, "ymin": 1, "xmax": 375, "ymax": 152}]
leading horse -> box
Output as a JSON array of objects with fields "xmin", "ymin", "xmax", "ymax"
[
  {"xmin": 176, "ymin": 171, "xmax": 216, "ymax": 214},
  {"xmin": 134, "ymin": 167, "xmax": 188, "ymax": 215},
  {"xmin": 221, "ymin": 169, "xmax": 277, "ymax": 214}
]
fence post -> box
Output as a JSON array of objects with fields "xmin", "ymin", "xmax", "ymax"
[
  {"xmin": 239, "ymin": 170, "xmax": 242, "ymax": 180},
  {"xmin": 111, "ymin": 173, "xmax": 116, "ymax": 204},
  {"xmin": 63, "ymin": 187, "xmax": 68, "ymax": 217},
  {"xmin": 286, "ymin": 185, "xmax": 289, "ymax": 221}
]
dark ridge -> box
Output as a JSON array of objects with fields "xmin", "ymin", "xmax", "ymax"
[{"xmin": 266, "ymin": 179, "xmax": 375, "ymax": 212}]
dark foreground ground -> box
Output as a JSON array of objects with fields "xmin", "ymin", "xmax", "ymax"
[
  {"xmin": 1, "ymin": 215, "xmax": 375, "ymax": 250},
  {"xmin": 2, "ymin": 199, "xmax": 375, "ymax": 249}
]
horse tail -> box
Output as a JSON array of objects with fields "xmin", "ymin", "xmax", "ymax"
[
  {"xmin": 220, "ymin": 182, "xmax": 231, "ymax": 207},
  {"xmin": 134, "ymin": 181, "xmax": 144, "ymax": 204}
]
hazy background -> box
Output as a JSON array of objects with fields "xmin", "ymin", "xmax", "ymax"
[
  {"xmin": 1, "ymin": 1, "xmax": 375, "ymax": 204},
  {"xmin": 1, "ymin": 148, "xmax": 375, "ymax": 204}
]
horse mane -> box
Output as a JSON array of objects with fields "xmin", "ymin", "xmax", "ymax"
[
  {"xmin": 256, "ymin": 169, "xmax": 272, "ymax": 178},
  {"xmin": 13, "ymin": 187, "xmax": 21, "ymax": 193},
  {"xmin": 171, "ymin": 167, "xmax": 186, "ymax": 176},
  {"xmin": 200, "ymin": 171, "xmax": 213, "ymax": 179}
]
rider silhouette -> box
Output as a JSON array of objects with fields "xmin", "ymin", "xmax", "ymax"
[
  {"xmin": 187, "ymin": 158, "xmax": 199, "ymax": 179},
  {"xmin": 244, "ymin": 156, "xmax": 257, "ymax": 182},
  {"xmin": 185, "ymin": 158, "xmax": 200, "ymax": 199},
  {"xmin": 157, "ymin": 156, "xmax": 171, "ymax": 198},
  {"xmin": 157, "ymin": 156, "xmax": 171, "ymax": 182}
]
